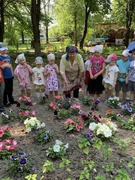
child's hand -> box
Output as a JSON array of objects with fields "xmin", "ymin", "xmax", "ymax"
[
  {"xmin": 126, "ymin": 78, "xmax": 128, "ymax": 84},
  {"xmin": 47, "ymin": 71, "xmax": 51, "ymax": 75},
  {"xmin": 93, "ymin": 74, "xmax": 98, "ymax": 79}
]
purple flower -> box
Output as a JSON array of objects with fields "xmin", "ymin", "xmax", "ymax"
[
  {"xmin": 81, "ymin": 114, "xmax": 89, "ymax": 121},
  {"xmin": 121, "ymin": 104, "xmax": 127, "ymax": 109},
  {"xmin": 54, "ymin": 110, "xmax": 58, "ymax": 115},
  {"xmin": 95, "ymin": 99, "xmax": 100, "ymax": 105},
  {"xmin": 20, "ymin": 158, "xmax": 27, "ymax": 165},
  {"xmin": 18, "ymin": 152, "xmax": 26, "ymax": 157},
  {"xmin": 91, "ymin": 107, "xmax": 95, "ymax": 111},
  {"xmin": 16, "ymin": 102, "xmax": 20, "ymax": 107},
  {"xmin": 128, "ymin": 108, "xmax": 132, "ymax": 112},
  {"xmin": 18, "ymin": 167, "xmax": 23, "ymax": 172},
  {"xmin": 44, "ymin": 134, "xmax": 48, "ymax": 140},
  {"xmin": 10, "ymin": 155, "xmax": 18, "ymax": 160},
  {"xmin": 85, "ymin": 131, "xmax": 93, "ymax": 142}
]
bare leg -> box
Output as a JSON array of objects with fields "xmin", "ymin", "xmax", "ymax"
[
  {"xmin": 26, "ymin": 89, "xmax": 31, "ymax": 101},
  {"xmin": 54, "ymin": 91, "xmax": 58, "ymax": 96},
  {"xmin": 49, "ymin": 91, "xmax": 54, "ymax": 101}
]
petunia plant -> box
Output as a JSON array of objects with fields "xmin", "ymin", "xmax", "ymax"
[
  {"xmin": 24, "ymin": 117, "xmax": 45, "ymax": 132},
  {"xmin": 35, "ymin": 128, "xmax": 53, "ymax": 143},
  {"xmin": 46, "ymin": 140, "xmax": 69, "ymax": 159},
  {"xmin": 8, "ymin": 152, "xmax": 33, "ymax": 175},
  {"xmin": 89, "ymin": 121, "xmax": 117, "ymax": 139},
  {"xmin": 64, "ymin": 118, "xmax": 83, "ymax": 132},
  {"xmin": 0, "ymin": 139, "xmax": 18, "ymax": 159},
  {"xmin": 0, "ymin": 126, "xmax": 11, "ymax": 141},
  {"xmin": 107, "ymin": 97, "xmax": 121, "ymax": 109}
]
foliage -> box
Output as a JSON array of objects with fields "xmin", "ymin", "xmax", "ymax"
[
  {"xmin": 117, "ymin": 115, "xmax": 135, "ymax": 131},
  {"xmin": 46, "ymin": 140, "xmax": 69, "ymax": 159},
  {"xmin": 34, "ymin": 128, "xmax": 53, "ymax": 143},
  {"xmin": 9, "ymin": 152, "xmax": 32, "ymax": 175},
  {"xmin": 82, "ymin": 97, "xmax": 94, "ymax": 106},
  {"xmin": 55, "ymin": 109, "xmax": 70, "ymax": 120},
  {"xmin": 78, "ymin": 138, "xmax": 90, "ymax": 155},
  {"xmin": 1, "ymin": 110, "xmax": 18, "ymax": 124},
  {"xmin": 115, "ymin": 169, "xmax": 130, "ymax": 180},
  {"xmin": 107, "ymin": 97, "xmax": 121, "ymax": 109}
]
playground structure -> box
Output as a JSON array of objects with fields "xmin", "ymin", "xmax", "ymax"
[{"xmin": 94, "ymin": 23, "xmax": 134, "ymax": 46}]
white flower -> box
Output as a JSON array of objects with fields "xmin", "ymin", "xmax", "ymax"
[
  {"xmin": 64, "ymin": 143, "xmax": 69, "ymax": 149},
  {"xmin": 109, "ymin": 122, "xmax": 117, "ymax": 131},
  {"xmin": 114, "ymin": 96, "xmax": 119, "ymax": 101},
  {"xmin": 26, "ymin": 127, "xmax": 31, "ymax": 132},
  {"xmin": 104, "ymin": 129, "xmax": 112, "ymax": 138},
  {"xmin": 55, "ymin": 140, "xmax": 63, "ymax": 145},
  {"xmin": 40, "ymin": 122, "xmax": 45, "ymax": 128},
  {"xmin": 30, "ymin": 120, "xmax": 35, "ymax": 126},
  {"xmin": 53, "ymin": 144, "xmax": 61, "ymax": 152},
  {"xmin": 46, "ymin": 150, "xmax": 49, "ymax": 156},
  {"xmin": 89, "ymin": 122, "xmax": 98, "ymax": 131}
]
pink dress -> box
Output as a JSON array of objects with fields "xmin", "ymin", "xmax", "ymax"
[
  {"xmin": 14, "ymin": 64, "xmax": 32, "ymax": 90},
  {"xmin": 45, "ymin": 64, "xmax": 58, "ymax": 91}
]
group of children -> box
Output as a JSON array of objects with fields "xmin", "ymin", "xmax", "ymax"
[
  {"xmin": 0, "ymin": 43, "xmax": 59, "ymax": 112},
  {"xmin": 0, "ymin": 42, "xmax": 135, "ymax": 113},
  {"xmin": 84, "ymin": 45, "xmax": 135, "ymax": 103}
]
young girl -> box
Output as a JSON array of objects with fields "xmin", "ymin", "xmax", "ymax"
[
  {"xmin": 14, "ymin": 53, "xmax": 33, "ymax": 105},
  {"xmin": 88, "ymin": 45, "xmax": 105, "ymax": 100},
  {"xmin": 44, "ymin": 53, "xmax": 59, "ymax": 101},
  {"xmin": 84, "ymin": 47, "xmax": 95, "ymax": 98},
  {"xmin": 32, "ymin": 56, "xmax": 45, "ymax": 101},
  {"xmin": 103, "ymin": 54, "xmax": 119, "ymax": 102}
]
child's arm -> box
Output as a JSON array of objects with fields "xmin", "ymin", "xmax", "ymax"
[
  {"xmin": 113, "ymin": 72, "xmax": 118, "ymax": 88},
  {"xmin": 93, "ymin": 62, "xmax": 105, "ymax": 79},
  {"xmin": 0, "ymin": 63, "xmax": 11, "ymax": 69},
  {"xmin": 53, "ymin": 65, "xmax": 59, "ymax": 75},
  {"xmin": 89, "ymin": 63, "xmax": 94, "ymax": 79},
  {"xmin": 25, "ymin": 63, "xmax": 33, "ymax": 74},
  {"xmin": 44, "ymin": 67, "xmax": 50, "ymax": 77}
]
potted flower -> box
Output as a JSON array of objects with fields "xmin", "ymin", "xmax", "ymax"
[{"xmin": 46, "ymin": 140, "xmax": 68, "ymax": 159}]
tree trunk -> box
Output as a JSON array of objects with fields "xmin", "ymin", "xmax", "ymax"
[
  {"xmin": 21, "ymin": 31, "xmax": 25, "ymax": 44},
  {"xmin": 46, "ymin": 25, "xmax": 49, "ymax": 44},
  {"xmin": 79, "ymin": 4, "xmax": 90, "ymax": 49},
  {"xmin": 125, "ymin": 0, "xmax": 134, "ymax": 47},
  {"xmin": 74, "ymin": 11, "xmax": 77, "ymax": 46},
  {"xmin": 31, "ymin": 0, "xmax": 41, "ymax": 56},
  {"xmin": 0, "ymin": 0, "xmax": 4, "ymax": 42}
]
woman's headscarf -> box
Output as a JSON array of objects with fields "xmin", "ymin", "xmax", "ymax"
[{"xmin": 66, "ymin": 46, "xmax": 78, "ymax": 60}]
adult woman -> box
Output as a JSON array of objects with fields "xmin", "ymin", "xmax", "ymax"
[{"xmin": 60, "ymin": 46, "xmax": 84, "ymax": 100}]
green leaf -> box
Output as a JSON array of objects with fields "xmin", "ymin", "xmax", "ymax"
[
  {"xmin": 127, "ymin": 162, "xmax": 133, "ymax": 168},
  {"xmin": 83, "ymin": 148, "xmax": 89, "ymax": 155},
  {"xmin": 78, "ymin": 143, "xmax": 83, "ymax": 149}
]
